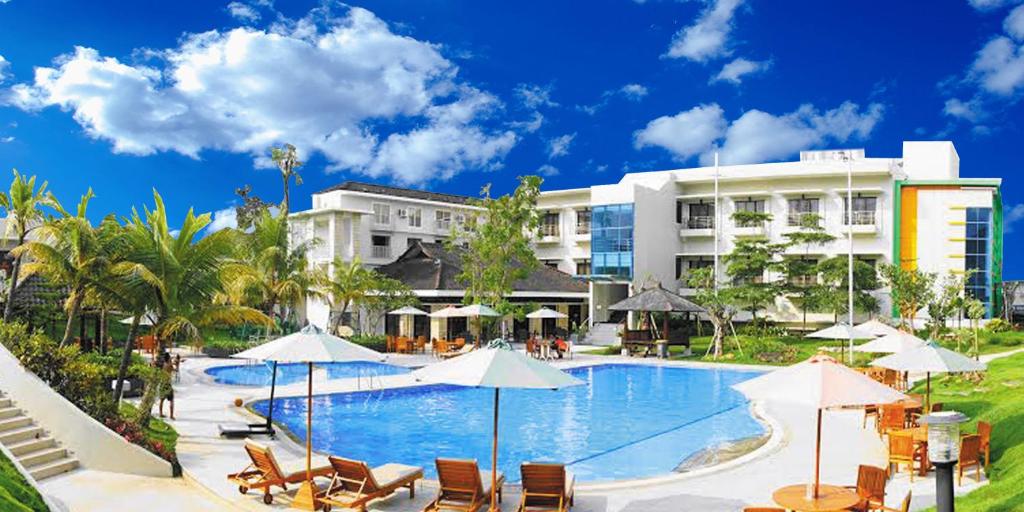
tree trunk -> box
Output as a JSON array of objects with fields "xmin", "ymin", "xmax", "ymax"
[
  {"xmin": 59, "ymin": 290, "xmax": 85, "ymax": 348},
  {"xmin": 113, "ymin": 315, "xmax": 141, "ymax": 401},
  {"xmin": 282, "ymin": 175, "xmax": 290, "ymax": 215},
  {"xmin": 3, "ymin": 237, "xmax": 25, "ymax": 321},
  {"xmin": 99, "ymin": 308, "xmax": 108, "ymax": 355},
  {"xmin": 711, "ymin": 318, "xmax": 725, "ymax": 359},
  {"xmin": 136, "ymin": 373, "xmax": 161, "ymax": 429}
]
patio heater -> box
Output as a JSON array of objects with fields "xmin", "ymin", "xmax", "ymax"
[{"xmin": 919, "ymin": 411, "xmax": 969, "ymax": 512}]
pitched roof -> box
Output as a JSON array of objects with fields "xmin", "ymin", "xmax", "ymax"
[
  {"xmin": 316, "ymin": 181, "xmax": 476, "ymax": 206},
  {"xmin": 377, "ymin": 242, "xmax": 588, "ymax": 294},
  {"xmin": 607, "ymin": 285, "xmax": 705, "ymax": 313}
]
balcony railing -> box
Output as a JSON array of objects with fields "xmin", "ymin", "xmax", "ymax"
[
  {"xmin": 684, "ymin": 216, "xmax": 715, "ymax": 229},
  {"xmin": 436, "ymin": 220, "xmax": 451, "ymax": 230},
  {"xmin": 371, "ymin": 245, "xmax": 391, "ymax": 259},
  {"xmin": 735, "ymin": 218, "xmax": 764, "ymax": 228},
  {"xmin": 787, "ymin": 212, "xmax": 821, "ymax": 227},
  {"xmin": 576, "ymin": 222, "xmax": 591, "ymax": 235},
  {"xmin": 844, "ymin": 210, "xmax": 877, "ymax": 226},
  {"xmin": 540, "ymin": 224, "xmax": 560, "ymax": 238}
]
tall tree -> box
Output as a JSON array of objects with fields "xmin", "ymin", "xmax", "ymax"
[
  {"xmin": 270, "ymin": 144, "xmax": 302, "ymax": 215},
  {"xmin": 812, "ymin": 257, "xmax": 880, "ymax": 324},
  {"xmin": 1, "ymin": 169, "xmax": 60, "ymax": 321},
  {"xmin": 316, "ymin": 257, "xmax": 375, "ymax": 334},
  {"xmin": 965, "ymin": 298, "xmax": 985, "ymax": 360},
  {"xmin": 927, "ymin": 271, "xmax": 973, "ymax": 338},
  {"xmin": 685, "ymin": 267, "xmax": 737, "ymax": 359},
  {"xmin": 234, "ymin": 185, "xmax": 273, "ymax": 231},
  {"xmin": 724, "ymin": 211, "xmax": 786, "ymax": 327},
  {"xmin": 452, "ymin": 175, "xmax": 542, "ymax": 313},
  {"xmin": 13, "ymin": 190, "xmax": 113, "ymax": 347},
  {"xmin": 998, "ymin": 280, "xmax": 1021, "ymax": 323},
  {"xmin": 781, "ymin": 213, "xmax": 835, "ymax": 331},
  {"xmin": 360, "ymin": 274, "xmax": 418, "ymax": 334},
  {"xmin": 879, "ymin": 263, "xmax": 937, "ymax": 331}
]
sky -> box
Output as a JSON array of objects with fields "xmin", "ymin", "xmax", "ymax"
[{"xmin": 0, "ymin": 0, "xmax": 1022, "ymax": 275}]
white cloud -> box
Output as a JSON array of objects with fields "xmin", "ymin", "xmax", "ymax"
[
  {"xmin": 711, "ymin": 57, "xmax": 770, "ymax": 84},
  {"xmin": 620, "ymin": 84, "xmax": 648, "ymax": 100},
  {"xmin": 4, "ymin": 6, "xmax": 516, "ymax": 185},
  {"xmin": 514, "ymin": 84, "xmax": 558, "ymax": 109},
  {"xmin": 0, "ymin": 136, "xmax": 13, "ymax": 143},
  {"xmin": 968, "ymin": 0, "xmax": 1020, "ymax": 11},
  {"xmin": 509, "ymin": 111, "xmax": 543, "ymax": 133},
  {"xmin": 969, "ymin": 36, "xmax": 1024, "ymax": 95},
  {"xmin": 666, "ymin": 0, "xmax": 742, "ymax": 62},
  {"xmin": 634, "ymin": 101, "xmax": 884, "ymax": 165},
  {"xmin": 633, "ymin": 104, "xmax": 726, "ymax": 161},
  {"xmin": 206, "ymin": 207, "xmax": 238, "ymax": 233},
  {"xmin": 1007, "ymin": 4, "xmax": 1024, "ymax": 39},
  {"xmin": 944, "ymin": 97, "xmax": 986, "ymax": 122},
  {"xmin": 547, "ymin": 133, "xmax": 576, "ymax": 159},
  {"xmin": 1005, "ymin": 203, "xmax": 1024, "ymax": 233},
  {"xmin": 536, "ymin": 164, "xmax": 559, "ymax": 177},
  {"xmin": 226, "ymin": 2, "xmax": 260, "ymax": 23},
  {"xmin": 0, "ymin": 55, "xmax": 9, "ymax": 82}
]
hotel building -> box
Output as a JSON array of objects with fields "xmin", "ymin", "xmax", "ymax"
[{"xmin": 290, "ymin": 141, "xmax": 1003, "ymax": 339}]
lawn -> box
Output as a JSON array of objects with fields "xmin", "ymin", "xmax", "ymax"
[
  {"xmin": 118, "ymin": 403, "xmax": 179, "ymax": 455},
  {"xmin": 919, "ymin": 351, "xmax": 1024, "ymax": 511},
  {"xmin": 0, "ymin": 448, "xmax": 48, "ymax": 512}
]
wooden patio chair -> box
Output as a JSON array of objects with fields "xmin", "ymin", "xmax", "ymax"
[
  {"xmin": 434, "ymin": 339, "xmax": 449, "ymax": 357},
  {"xmin": 958, "ymin": 434, "xmax": 983, "ymax": 486},
  {"xmin": 977, "ymin": 421, "xmax": 992, "ymax": 470},
  {"xmin": 882, "ymin": 369, "xmax": 900, "ymax": 390},
  {"xmin": 879, "ymin": 492, "xmax": 911, "ymax": 512},
  {"xmin": 930, "ymin": 402, "xmax": 944, "ymax": 413},
  {"xmin": 454, "ymin": 337, "xmax": 466, "ymax": 349},
  {"xmin": 878, "ymin": 404, "xmax": 906, "ymax": 437},
  {"xmin": 227, "ymin": 440, "xmax": 333, "ymax": 505},
  {"xmin": 525, "ymin": 338, "xmax": 536, "ymax": 358},
  {"xmin": 386, "ymin": 335, "xmax": 396, "ymax": 353},
  {"xmin": 424, "ymin": 458, "xmax": 503, "ymax": 512},
  {"xmin": 416, "ymin": 336, "xmax": 427, "ymax": 353},
  {"xmin": 863, "ymin": 404, "xmax": 879, "ymax": 429},
  {"xmin": 319, "ymin": 455, "xmax": 423, "ymax": 512},
  {"xmin": 888, "ymin": 431, "xmax": 923, "ymax": 482},
  {"xmin": 845, "ymin": 464, "xmax": 887, "ymax": 512},
  {"xmin": 518, "ymin": 462, "xmax": 574, "ymax": 512}
]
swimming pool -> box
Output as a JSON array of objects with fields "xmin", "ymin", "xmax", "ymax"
[
  {"xmin": 251, "ymin": 364, "xmax": 766, "ymax": 482},
  {"xmin": 205, "ymin": 361, "xmax": 409, "ymax": 386}
]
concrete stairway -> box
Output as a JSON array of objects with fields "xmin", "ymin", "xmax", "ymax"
[
  {"xmin": 583, "ymin": 322, "xmax": 620, "ymax": 346},
  {"xmin": 0, "ymin": 391, "xmax": 79, "ymax": 481}
]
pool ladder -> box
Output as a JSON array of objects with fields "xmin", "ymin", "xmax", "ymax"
[{"xmin": 356, "ymin": 369, "xmax": 382, "ymax": 390}]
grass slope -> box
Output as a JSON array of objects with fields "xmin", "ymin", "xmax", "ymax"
[{"xmin": 0, "ymin": 449, "xmax": 48, "ymax": 512}]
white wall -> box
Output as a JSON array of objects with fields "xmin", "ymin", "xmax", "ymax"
[
  {"xmin": 902, "ymin": 141, "xmax": 959, "ymax": 180},
  {"xmin": 0, "ymin": 343, "xmax": 174, "ymax": 477}
]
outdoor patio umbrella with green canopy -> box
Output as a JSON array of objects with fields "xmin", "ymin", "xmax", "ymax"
[
  {"xmin": 412, "ymin": 344, "xmax": 583, "ymax": 512},
  {"xmin": 733, "ymin": 355, "xmax": 906, "ymax": 498},
  {"xmin": 853, "ymin": 330, "xmax": 927, "ymax": 354},
  {"xmin": 871, "ymin": 341, "xmax": 986, "ymax": 410},
  {"xmin": 526, "ymin": 307, "xmax": 567, "ymax": 337},
  {"xmin": 456, "ymin": 304, "xmax": 503, "ymax": 347},
  {"xmin": 231, "ymin": 324, "xmax": 385, "ymax": 511}
]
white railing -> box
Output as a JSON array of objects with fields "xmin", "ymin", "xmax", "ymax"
[
  {"xmin": 684, "ymin": 216, "xmax": 715, "ymax": 229},
  {"xmin": 844, "ymin": 210, "xmax": 877, "ymax": 226},
  {"xmin": 372, "ymin": 245, "xmax": 391, "ymax": 259},
  {"xmin": 540, "ymin": 224, "xmax": 560, "ymax": 238},
  {"xmin": 576, "ymin": 222, "xmax": 591, "ymax": 235},
  {"xmin": 787, "ymin": 212, "xmax": 821, "ymax": 227}
]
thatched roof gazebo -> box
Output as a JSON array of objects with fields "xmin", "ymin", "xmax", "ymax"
[{"xmin": 609, "ymin": 285, "xmax": 705, "ymax": 356}]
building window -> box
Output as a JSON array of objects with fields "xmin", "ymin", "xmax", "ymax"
[
  {"xmin": 540, "ymin": 212, "xmax": 560, "ymax": 237},
  {"xmin": 576, "ymin": 209, "xmax": 591, "ymax": 235},
  {"xmin": 676, "ymin": 257, "xmax": 714, "ymax": 281},
  {"xmin": 591, "ymin": 203, "xmax": 634, "ymax": 279},
  {"xmin": 407, "ymin": 207, "xmax": 422, "ymax": 227},
  {"xmin": 371, "ymin": 235, "xmax": 391, "ymax": 259},
  {"xmin": 965, "ymin": 207, "xmax": 992, "ymax": 315},
  {"xmin": 435, "ymin": 210, "xmax": 451, "ymax": 230},
  {"xmin": 575, "ymin": 259, "xmax": 591, "ymax": 275},
  {"xmin": 685, "ymin": 202, "xmax": 715, "ymax": 229},
  {"xmin": 373, "ymin": 203, "xmax": 391, "ymax": 225},
  {"xmin": 407, "ymin": 237, "xmax": 421, "ymax": 248},
  {"xmin": 844, "ymin": 196, "xmax": 877, "ymax": 225},
  {"xmin": 734, "ymin": 199, "xmax": 766, "ymax": 227},
  {"xmin": 787, "ymin": 197, "xmax": 820, "ymax": 226}
]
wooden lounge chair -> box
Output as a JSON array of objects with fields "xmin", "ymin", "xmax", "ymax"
[
  {"xmin": 958, "ymin": 434, "xmax": 983, "ymax": 486},
  {"xmin": 424, "ymin": 458, "xmax": 504, "ymax": 512},
  {"xmin": 879, "ymin": 492, "xmax": 911, "ymax": 512},
  {"xmin": 319, "ymin": 456, "xmax": 424, "ymax": 512},
  {"xmin": 518, "ymin": 462, "xmax": 574, "ymax": 512},
  {"xmin": 888, "ymin": 431, "xmax": 923, "ymax": 482},
  {"xmin": 878, "ymin": 404, "xmax": 906, "ymax": 437},
  {"xmin": 845, "ymin": 464, "xmax": 887, "ymax": 512},
  {"xmin": 439, "ymin": 345, "xmax": 474, "ymax": 360},
  {"xmin": 227, "ymin": 440, "xmax": 333, "ymax": 505},
  {"xmin": 977, "ymin": 421, "xmax": 992, "ymax": 470}
]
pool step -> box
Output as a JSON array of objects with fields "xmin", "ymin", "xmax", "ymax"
[{"xmin": 0, "ymin": 391, "xmax": 79, "ymax": 481}]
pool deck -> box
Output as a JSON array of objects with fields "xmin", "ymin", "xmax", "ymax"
[{"xmin": 43, "ymin": 346, "xmax": 999, "ymax": 511}]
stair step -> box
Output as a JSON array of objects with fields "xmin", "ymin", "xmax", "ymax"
[
  {"xmin": 6, "ymin": 436, "xmax": 56, "ymax": 456},
  {"xmin": 18, "ymin": 446, "xmax": 67, "ymax": 468},
  {"xmin": 28, "ymin": 457, "xmax": 78, "ymax": 481},
  {"xmin": 0, "ymin": 407, "xmax": 21, "ymax": 420},
  {"xmin": 0, "ymin": 416, "xmax": 32, "ymax": 432},
  {"xmin": 0, "ymin": 424, "xmax": 43, "ymax": 444}
]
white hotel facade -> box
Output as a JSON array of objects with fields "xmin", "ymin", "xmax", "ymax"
[{"xmin": 290, "ymin": 141, "xmax": 1004, "ymax": 335}]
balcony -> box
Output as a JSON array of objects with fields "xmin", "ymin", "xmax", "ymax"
[
  {"xmin": 678, "ymin": 216, "xmax": 715, "ymax": 238},
  {"xmin": 435, "ymin": 220, "xmax": 451, "ymax": 231},
  {"xmin": 575, "ymin": 222, "xmax": 591, "ymax": 243},
  {"xmin": 842, "ymin": 210, "xmax": 878, "ymax": 235},
  {"xmin": 733, "ymin": 219, "xmax": 767, "ymax": 237},
  {"xmin": 371, "ymin": 245, "xmax": 391, "ymax": 259},
  {"xmin": 538, "ymin": 224, "xmax": 561, "ymax": 243}
]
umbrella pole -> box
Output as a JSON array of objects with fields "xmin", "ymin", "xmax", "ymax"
[
  {"xmin": 294, "ymin": 361, "xmax": 317, "ymax": 510},
  {"xmin": 266, "ymin": 361, "xmax": 278, "ymax": 430},
  {"xmin": 926, "ymin": 372, "xmax": 931, "ymax": 412},
  {"xmin": 814, "ymin": 408, "xmax": 823, "ymax": 498},
  {"xmin": 490, "ymin": 388, "xmax": 499, "ymax": 512}
]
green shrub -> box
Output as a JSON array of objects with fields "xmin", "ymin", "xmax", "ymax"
[
  {"xmin": 986, "ymin": 318, "xmax": 1013, "ymax": 333},
  {"xmin": 737, "ymin": 319, "xmax": 789, "ymax": 338},
  {"xmin": 746, "ymin": 337, "xmax": 799, "ymax": 364},
  {"xmin": 350, "ymin": 333, "xmax": 386, "ymax": 352},
  {"xmin": 201, "ymin": 338, "xmax": 251, "ymax": 358}
]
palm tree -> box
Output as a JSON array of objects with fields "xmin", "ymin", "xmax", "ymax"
[
  {"xmin": 316, "ymin": 257, "xmax": 374, "ymax": 334},
  {"xmin": 13, "ymin": 190, "xmax": 113, "ymax": 347},
  {"xmin": 225, "ymin": 210, "xmax": 320, "ymax": 338},
  {"xmin": 270, "ymin": 144, "xmax": 302, "ymax": 215},
  {"xmin": 1, "ymin": 169, "xmax": 60, "ymax": 321}
]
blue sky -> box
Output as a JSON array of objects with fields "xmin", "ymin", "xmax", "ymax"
[{"xmin": 0, "ymin": 0, "xmax": 1022, "ymax": 275}]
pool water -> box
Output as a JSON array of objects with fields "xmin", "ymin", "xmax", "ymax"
[
  {"xmin": 205, "ymin": 361, "xmax": 409, "ymax": 386},
  {"xmin": 251, "ymin": 364, "xmax": 765, "ymax": 482}
]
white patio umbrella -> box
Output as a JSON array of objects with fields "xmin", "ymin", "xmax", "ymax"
[
  {"xmin": 855, "ymin": 318, "xmax": 902, "ymax": 338},
  {"xmin": 119, "ymin": 312, "xmax": 158, "ymax": 326},
  {"xmin": 853, "ymin": 331, "xmax": 927, "ymax": 354},
  {"xmin": 232, "ymin": 324, "xmax": 385, "ymax": 511},
  {"xmin": 526, "ymin": 307, "xmax": 567, "ymax": 337},
  {"xmin": 388, "ymin": 306, "xmax": 428, "ymax": 338},
  {"xmin": 807, "ymin": 323, "xmax": 875, "ymax": 360},
  {"xmin": 456, "ymin": 304, "xmax": 503, "ymax": 347},
  {"xmin": 430, "ymin": 305, "xmax": 465, "ymax": 340},
  {"xmin": 413, "ymin": 347, "xmax": 583, "ymax": 511},
  {"xmin": 871, "ymin": 341, "xmax": 986, "ymax": 410},
  {"xmin": 733, "ymin": 355, "xmax": 906, "ymax": 498}
]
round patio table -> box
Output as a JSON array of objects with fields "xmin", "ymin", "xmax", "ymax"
[{"xmin": 773, "ymin": 484, "xmax": 860, "ymax": 512}]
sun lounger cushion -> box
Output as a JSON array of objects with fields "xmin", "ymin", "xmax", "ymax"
[
  {"xmin": 371, "ymin": 463, "xmax": 423, "ymax": 488},
  {"xmin": 479, "ymin": 470, "xmax": 504, "ymax": 495}
]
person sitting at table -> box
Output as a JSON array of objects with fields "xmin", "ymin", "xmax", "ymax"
[{"xmin": 553, "ymin": 337, "xmax": 568, "ymax": 359}]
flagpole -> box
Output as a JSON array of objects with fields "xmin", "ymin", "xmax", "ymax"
[
  {"xmin": 714, "ymin": 152, "xmax": 720, "ymax": 292},
  {"xmin": 847, "ymin": 152, "xmax": 855, "ymax": 365}
]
